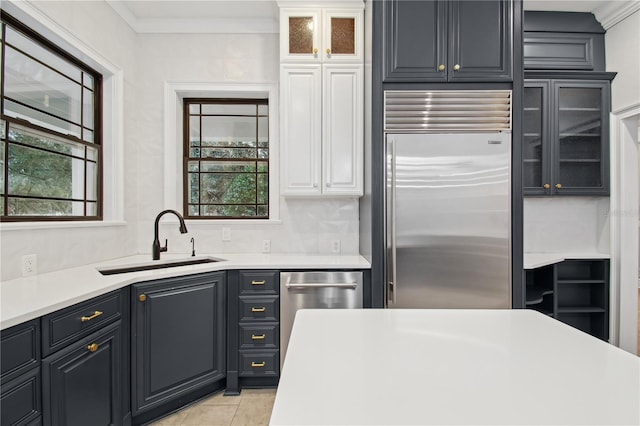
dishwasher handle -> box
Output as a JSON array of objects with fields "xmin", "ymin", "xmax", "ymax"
[{"xmin": 285, "ymin": 282, "xmax": 358, "ymax": 290}]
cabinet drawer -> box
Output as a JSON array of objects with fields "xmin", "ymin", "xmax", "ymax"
[
  {"xmin": 239, "ymin": 297, "xmax": 279, "ymax": 322},
  {"xmin": 42, "ymin": 290, "xmax": 123, "ymax": 357},
  {"xmin": 239, "ymin": 271, "xmax": 278, "ymax": 294},
  {"xmin": 239, "ymin": 351, "xmax": 279, "ymax": 377},
  {"xmin": 1, "ymin": 320, "xmax": 40, "ymax": 384},
  {"xmin": 239, "ymin": 324, "xmax": 279, "ymax": 349},
  {"xmin": 0, "ymin": 367, "xmax": 41, "ymax": 426}
]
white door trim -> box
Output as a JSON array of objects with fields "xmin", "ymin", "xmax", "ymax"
[{"xmin": 610, "ymin": 102, "xmax": 640, "ymax": 354}]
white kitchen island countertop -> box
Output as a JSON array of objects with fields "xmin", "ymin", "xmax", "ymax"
[
  {"xmin": 271, "ymin": 309, "xmax": 640, "ymax": 426},
  {"xmin": 0, "ymin": 253, "xmax": 370, "ymax": 330}
]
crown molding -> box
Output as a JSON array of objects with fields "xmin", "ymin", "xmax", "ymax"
[
  {"xmin": 105, "ymin": 0, "xmax": 278, "ymax": 34},
  {"xmin": 593, "ymin": 0, "xmax": 640, "ymax": 30}
]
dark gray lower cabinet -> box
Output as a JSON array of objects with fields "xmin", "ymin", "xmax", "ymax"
[
  {"xmin": 42, "ymin": 322, "xmax": 122, "ymax": 426},
  {"xmin": 526, "ymin": 259, "xmax": 609, "ymax": 340},
  {"xmin": 1, "ymin": 320, "xmax": 42, "ymax": 426},
  {"xmin": 131, "ymin": 272, "xmax": 226, "ymax": 419}
]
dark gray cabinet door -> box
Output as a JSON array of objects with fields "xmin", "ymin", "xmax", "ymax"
[
  {"xmin": 553, "ymin": 80, "xmax": 609, "ymax": 195},
  {"xmin": 383, "ymin": 0, "xmax": 512, "ymax": 82},
  {"xmin": 131, "ymin": 272, "xmax": 225, "ymax": 415},
  {"xmin": 448, "ymin": 0, "xmax": 512, "ymax": 82},
  {"xmin": 523, "ymin": 80, "xmax": 550, "ymax": 195},
  {"xmin": 1, "ymin": 367, "xmax": 41, "ymax": 426},
  {"xmin": 42, "ymin": 321, "xmax": 121, "ymax": 426},
  {"xmin": 383, "ymin": 0, "xmax": 447, "ymax": 82}
]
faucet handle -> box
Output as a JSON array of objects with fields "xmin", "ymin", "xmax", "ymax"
[{"xmin": 160, "ymin": 239, "xmax": 168, "ymax": 253}]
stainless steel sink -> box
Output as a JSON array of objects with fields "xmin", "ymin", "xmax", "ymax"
[{"xmin": 98, "ymin": 257, "xmax": 223, "ymax": 275}]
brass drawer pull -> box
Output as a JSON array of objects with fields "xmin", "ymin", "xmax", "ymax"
[
  {"xmin": 251, "ymin": 334, "xmax": 266, "ymax": 340},
  {"xmin": 251, "ymin": 280, "xmax": 266, "ymax": 286},
  {"xmin": 251, "ymin": 361, "xmax": 266, "ymax": 368},
  {"xmin": 81, "ymin": 311, "xmax": 103, "ymax": 322},
  {"xmin": 251, "ymin": 307, "xmax": 266, "ymax": 313},
  {"xmin": 87, "ymin": 343, "xmax": 99, "ymax": 352}
]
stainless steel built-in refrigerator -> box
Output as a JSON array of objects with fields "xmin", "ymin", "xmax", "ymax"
[{"xmin": 385, "ymin": 90, "xmax": 512, "ymax": 309}]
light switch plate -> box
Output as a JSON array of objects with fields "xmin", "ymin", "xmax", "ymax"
[
  {"xmin": 262, "ymin": 240, "xmax": 271, "ymax": 253},
  {"xmin": 331, "ymin": 240, "xmax": 341, "ymax": 254}
]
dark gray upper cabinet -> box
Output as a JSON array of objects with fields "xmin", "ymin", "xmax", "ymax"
[
  {"xmin": 524, "ymin": 79, "xmax": 610, "ymax": 196},
  {"xmin": 383, "ymin": 0, "xmax": 512, "ymax": 82},
  {"xmin": 524, "ymin": 11, "xmax": 605, "ymax": 72},
  {"xmin": 131, "ymin": 272, "xmax": 226, "ymax": 415}
]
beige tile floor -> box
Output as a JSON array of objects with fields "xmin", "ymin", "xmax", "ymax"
[{"xmin": 150, "ymin": 389, "xmax": 276, "ymax": 426}]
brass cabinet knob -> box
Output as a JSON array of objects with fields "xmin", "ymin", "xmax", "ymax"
[
  {"xmin": 543, "ymin": 183, "xmax": 550, "ymax": 189},
  {"xmin": 138, "ymin": 294, "xmax": 147, "ymax": 302},
  {"xmin": 313, "ymin": 48, "xmax": 318, "ymax": 54},
  {"xmin": 87, "ymin": 343, "xmax": 99, "ymax": 352},
  {"xmin": 453, "ymin": 64, "xmax": 461, "ymax": 71},
  {"xmin": 555, "ymin": 183, "xmax": 562, "ymax": 189},
  {"xmin": 438, "ymin": 64, "xmax": 445, "ymax": 71},
  {"xmin": 326, "ymin": 48, "xmax": 331, "ymax": 55}
]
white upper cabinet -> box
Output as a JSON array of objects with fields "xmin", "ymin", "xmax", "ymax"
[
  {"xmin": 279, "ymin": 1, "xmax": 364, "ymax": 198},
  {"xmin": 279, "ymin": 7, "xmax": 364, "ymax": 63}
]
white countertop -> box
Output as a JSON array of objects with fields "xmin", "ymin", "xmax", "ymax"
[
  {"xmin": 524, "ymin": 252, "xmax": 610, "ymax": 269},
  {"xmin": 271, "ymin": 309, "xmax": 640, "ymax": 426},
  {"xmin": 0, "ymin": 253, "xmax": 370, "ymax": 330}
]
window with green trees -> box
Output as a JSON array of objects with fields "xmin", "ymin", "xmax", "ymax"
[
  {"xmin": 1, "ymin": 13, "xmax": 102, "ymax": 221},
  {"xmin": 184, "ymin": 99, "xmax": 269, "ymax": 219}
]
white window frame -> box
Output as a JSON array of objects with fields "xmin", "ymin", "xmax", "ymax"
[{"xmin": 163, "ymin": 81, "xmax": 281, "ymax": 223}]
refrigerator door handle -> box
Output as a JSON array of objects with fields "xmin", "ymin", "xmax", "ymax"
[{"xmin": 387, "ymin": 138, "xmax": 397, "ymax": 305}]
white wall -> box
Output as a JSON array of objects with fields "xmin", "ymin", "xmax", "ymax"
[
  {"xmin": 606, "ymin": 10, "xmax": 640, "ymax": 112},
  {"xmin": 523, "ymin": 198, "xmax": 611, "ymax": 254},
  {"xmin": 0, "ymin": 0, "xmax": 139, "ymax": 281}
]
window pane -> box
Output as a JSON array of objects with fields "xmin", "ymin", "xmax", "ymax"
[
  {"xmin": 202, "ymin": 204, "xmax": 257, "ymax": 217},
  {"xmin": 258, "ymin": 105, "xmax": 268, "ymax": 116},
  {"xmin": 87, "ymin": 162, "xmax": 98, "ymax": 201},
  {"xmin": 257, "ymin": 205, "xmax": 268, "ymax": 217},
  {"xmin": 201, "ymin": 116, "xmax": 257, "ymax": 145},
  {"xmin": 5, "ymin": 46, "xmax": 83, "ymax": 125},
  {"xmin": 8, "ymin": 143, "xmax": 85, "ymax": 199},
  {"xmin": 189, "ymin": 104, "xmax": 200, "ymax": 114},
  {"xmin": 7, "ymin": 197, "xmax": 84, "ymax": 216},
  {"xmin": 200, "ymin": 173, "xmax": 256, "ymax": 204},
  {"xmin": 258, "ymin": 117, "xmax": 268, "ymax": 145},
  {"xmin": 0, "ymin": 141, "xmax": 5, "ymax": 192},
  {"xmin": 189, "ymin": 173, "xmax": 199, "ymax": 203},
  {"xmin": 201, "ymin": 147, "xmax": 257, "ymax": 159},
  {"xmin": 6, "ymin": 26, "xmax": 82, "ymax": 82},
  {"xmin": 201, "ymin": 161, "xmax": 257, "ymax": 172},
  {"xmin": 8, "ymin": 124, "xmax": 84, "ymax": 159},
  {"xmin": 188, "ymin": 204, "xmax": 199, "ymax": 216},
  {"xmin": 86, "ymin": 201, "xmax": 97, "ymax": 216},
  {"xmin": 83, "ymin": 73, "xmax": 94, "ymax": 90},
  {"xmin": 83, "ymin": 88, "xmax": 94, "ymax": 130},
  {"xmin": 87, "ymin": 146, "xmax": 98, "ymax": 161},
  {"xmin": 190, "ymin": 116, "xmax": 200, "ymax": 145},
  {"xmin": 201, "ymin": 104, "xmax": 257, "ymax": 115},
  {"xmin": 5, "ymin": 99, "xmax": 82, "ymax": 139},
  {"xmin": 257, "ymin": 174, "xmax": 268, "ymax": 204},
  {"xmin": 83, "ymin": 129, "xmax": 94, "ymax": 143}
]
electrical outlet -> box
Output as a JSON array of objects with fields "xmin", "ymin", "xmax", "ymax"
[
  {"xmin": 331, "ymin": 240, "xmax": 341, "ymax": 254},
  {"xmin": 262, "ymin": 240, "xmax": 271, "ymax": 253},
  {"xmin": 222, "ymin": 227, "xmax": 231, "ymax": 241},
  {"xmin": 22, "ymin": 254, "xmax": 37, "ymax": 276}
]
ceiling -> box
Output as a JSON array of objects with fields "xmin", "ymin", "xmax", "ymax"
[{"xmin": 105, "ymin": 0, "xmax": 640, "ymax": 33}]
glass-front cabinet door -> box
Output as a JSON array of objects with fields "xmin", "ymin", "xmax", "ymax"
[
  {"xmin": 523, "ymin": 81, "xmax": 549, "ymax": 195},
  {"xmin": 322, "ymin": 9, "xmax": 363, "ymax": 62},
  {"xmin": 554, "ymin": 80, "xmax": 609, "ymax": 194},
  {"xmin": 523, "ymin": 79, "xmax": 610, "ymax": 196},
  {"xmin": 280, "ymin": 9, "xmax": 321, "ymax": 61}
]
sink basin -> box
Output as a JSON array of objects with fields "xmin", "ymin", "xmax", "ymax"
[{"xmin": 98, "ymin": 257, "xmax": 223, "ymax": 275}]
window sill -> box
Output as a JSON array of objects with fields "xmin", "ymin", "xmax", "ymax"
[{"xmin": 0, "ymin": 221, "xmax": 128, "ymax": 232}]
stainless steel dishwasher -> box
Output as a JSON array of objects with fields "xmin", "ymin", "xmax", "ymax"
[{"xmin": 280, "ymin": 271, "xmax": 363, "ymax": 367}]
